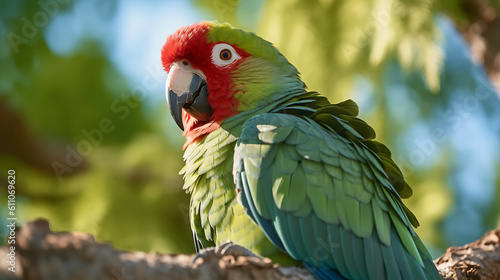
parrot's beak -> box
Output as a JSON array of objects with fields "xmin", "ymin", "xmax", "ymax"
[{"xmin": 166, "ymin": 62, "xmax": 212, "ymax": 131}]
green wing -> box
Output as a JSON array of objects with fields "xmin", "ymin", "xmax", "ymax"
[{"xmin": 233, "ymin": 112, "xmax": 441, "ymax": 280}]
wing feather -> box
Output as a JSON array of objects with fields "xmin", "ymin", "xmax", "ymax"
[{"xmin": 234, "ymin": 113, "xmax": 439, "ymax": 279}]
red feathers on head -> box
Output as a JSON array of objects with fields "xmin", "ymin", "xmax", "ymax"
[
  {"xmin": 161, "ymin": 22, "xmax": 211, "ymax": 74},
  {"xmin": 161, "ymin": 22, "xmax": 249, "ymax": 148}
]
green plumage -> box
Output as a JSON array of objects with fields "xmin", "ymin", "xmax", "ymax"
[
  {"xmin": 176, "ymin": 22, "xmax": 441, "ymax": 279},
  {"xmin": 233, "ymin": 106, "xmax": 439, "ymax": 279}
]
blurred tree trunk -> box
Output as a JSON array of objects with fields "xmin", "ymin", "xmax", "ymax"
[
  {"xmin": 0, "ymin": 99, "xmax": 87, "ymax": 175},
  {"xmin": 1, "ymin": 219, "xmax": 499, "ymax": 280},
  {"xmin": 454, "ymin": 0, "xmax": 500, "ymax": 94}
]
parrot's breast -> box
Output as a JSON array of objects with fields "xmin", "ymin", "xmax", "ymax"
[{"xmin": 181, "ymin": 127, "xmax": 295, "ymax": 264}]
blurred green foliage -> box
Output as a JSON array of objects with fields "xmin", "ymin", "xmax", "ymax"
[
  {"xmin": 1, "ymin": 0, "xmax": 499, "ymax": 259},
  {"xmin": 0, "ymin": 0, "xmax": 193, "ymax": 254}
]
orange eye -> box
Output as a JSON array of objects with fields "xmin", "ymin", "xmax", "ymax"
[{"xmin": 220, "ymin": 49, "xmax": 232, "ymax": 60}]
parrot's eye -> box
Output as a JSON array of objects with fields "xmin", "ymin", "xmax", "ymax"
[
  {"xmin": 212, "ymin": 43, "xmax": 241, "ymax": 67},
  {"xmin": 220, "ymin": 49, "xmax": 232, "ymax": 60}
]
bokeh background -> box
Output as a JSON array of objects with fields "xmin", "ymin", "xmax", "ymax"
[{"xmin": 1, "ymin": 0, "xmax": 499, "ymax": 258}]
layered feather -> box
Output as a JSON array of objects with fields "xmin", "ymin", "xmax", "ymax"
[{"xmin": 233, "ymin": 98, "xmax": 441, "ymax": 279}]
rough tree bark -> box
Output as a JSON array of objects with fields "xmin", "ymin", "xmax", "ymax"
[
  {"xmin": 0, "ymin": 220, "xmax": 314, "ymax": 280},
  {"xmin": 435, "ymin": 228, "xmax": 500, "ymax": 280},
  {"xmin": 0, "ymin": 219, "xmax": 499, "ymax": 280}
]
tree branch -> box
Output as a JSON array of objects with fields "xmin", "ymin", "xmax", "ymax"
[
  {"xmin": 1, "ymin": 220, "xmax": 500, "ymax": 279},
  {"xmin": 0, "ymin": 220, "xmax": 313, "ymax": 280},
  {"xmin": 434, "ymin": 228, "xmax": 500, "ymax": 280}
]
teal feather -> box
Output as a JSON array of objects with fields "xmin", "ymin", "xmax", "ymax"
[
  {"xmin": 275, "ymin": 145, "xmax": 299, "ymax": 174},
  {"xmin": 361, "ymin": 162, "xmax": 375, "ymax": 180},
  {"xmin": 284, "ymin": 144, "xmax": 302, "ymax": 161},
  {"xmin": 273, "ymin": 209, "xmax": 296, "ymax": 257},
  {"xmin": 327, "ymin": 223, "xmax": 349, "ymax": 277},
  {"xmin": 247, "ymin": 159, "xmax": 272, "ymax": 219},
  {"xmin": 389, "ymin": 209, "xmax": 423, "ymax": 265},
  {"xmin": 257, "ymin": 125, "xmax": 294, "ymax": 143},
  {"xmin": 344, "ymin": 195, "xmax": 361, "ymax": 235},
  {"xmin": 287, "ymin": 215, "xmax": 309, "ymax": 259},
  {"xmin": 320, "ymin": 150, "xmax": 340, "ymax": 166},
  {"xmin": 307, "ymin": 186, "xmax": 331, "ymax": 223},
  {"xmin": 325, "ymin": 165, "xmax": 343, "ymax": 180},
  {"xmin": 362, "ymin": 173, "xmax": 375, "ymax": 193},
  {"xmin": 335, "ymin": 115, "xmax": 365, "ymax": 140},
  {"xmin": 372, "ymin": 198, "xmax": 391, "ymax": 246},
  {"xmin": 285, "ymin": 129, "xmax": 310, "ymax": 145},
  {"xmin": 320, "ymin": 140, "xmax": 338, "ymax": 157},
  {"xmin": 271, "ymin": 169, "xmax": 291, "ymax": 209},
  {"xmin": 363, "ymin": 233, "xmax": 385, "ymax": 279},
  {"xmin": 281, "ymin": 167, "xmax": 307, "ymax": 211},
  {"xmin": 292, "ymin": 198, "xmax": 313, "ymax": 217},
  {"xmin": 341, "ymin": 175, "xmax": 356, "ymax": 197},
  {"xmin": 339, "ymin": 227, "xmax": 359, "ymax": 279},
  {"xmin": 299, "ymin": 216, "xmax": 320, "ymax": 266},
  {"xmin": 302, "ymin": 158, "xmax": 323, "ymax": 173},
  {"xmin": 306, "ymin": 169, "xmax": 330, "ymax": 187},
  {"xmin": 310, "ymin": 218, "xmax": 333, "ymax": 268},
  {"xmin": 358, "ymin": 202, "xmax": 374, "ymax": 238},
  {"xmin": 339, "ymin": 154, "xmax": 361, "ymax": 175},
  {"xmin": 296, "ymin": 145, "xmax": 321, "ymax": 161},
  {"xmin": 351, "ymin": 233, "xmax": 369, "ymax": 280},
  {"xmin": 334, "ymin": 182, "xmax": 350, "ymax": 231},
  {"xmin": 391, "ymin": 233, "xmax": 417, "ymax": 280},
  {"xmin": 380, "ymin": 239, "xmax": 401, "ymax": 280}
]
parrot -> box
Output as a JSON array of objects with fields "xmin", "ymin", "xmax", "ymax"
[{"xmin": 161, "ymin": 21, "xmax": 442, "ymax": 280}]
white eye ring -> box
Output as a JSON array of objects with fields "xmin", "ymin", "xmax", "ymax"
[{"xmin": 211, "ymin": 43, "xmax": 241, "ymax": 67}]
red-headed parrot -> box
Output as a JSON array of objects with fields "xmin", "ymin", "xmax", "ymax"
[{"xmin": 161, "ymin": 21, "xmax": 441, "ymax": 280}]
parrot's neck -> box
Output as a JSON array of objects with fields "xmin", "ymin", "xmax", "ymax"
[
  {"xmin": 232, "ymin": 95, "xmax": 307, "ymax": 131},
  {"xmin": 222, "ymin": 79, "xmax": 308, "ymax": 134},
  {"xmin": 182, "ymin": 55, "xmax": 306, "ymax": 148}
]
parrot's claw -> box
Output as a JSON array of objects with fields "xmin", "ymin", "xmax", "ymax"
[
  {"xmin": 216, "ymin": 242, "xmax": 260, "ymax": 258},
  {"xmin": 190, "ymin": 248, "xmax": 214, "ymax": 266},
  {"xmin": 191, "ymin": 242, "xmax": 261, "ymax": 266}
]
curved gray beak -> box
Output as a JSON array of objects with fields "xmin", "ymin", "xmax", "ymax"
[{"xmin": 166, "ymin": 63, "xmax": 212, "ymax": 130}]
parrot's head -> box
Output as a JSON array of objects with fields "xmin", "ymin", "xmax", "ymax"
[{"xmin": 161, "ymin": 21, "xmax": 304, "ymax": 147}]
